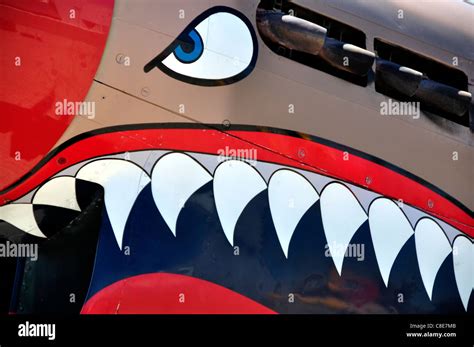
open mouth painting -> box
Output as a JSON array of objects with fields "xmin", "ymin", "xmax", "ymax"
[
  {"xmin": 0, "ymin": 0, "xmax": 472, "ymax": 344},
  {"xmin": 1, "ymin": 124, "xmax": 472, "ymax": 314}
]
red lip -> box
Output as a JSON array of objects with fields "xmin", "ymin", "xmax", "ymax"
[
  {"xmin": 0, "ymin": 125, "xmax": 472, "ymax": 236},
  {"xmin": 81, "ymin": 273, "xmax": 276, "ymax": 314}
]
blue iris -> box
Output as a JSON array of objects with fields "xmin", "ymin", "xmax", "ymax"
[{"xmin": 173, "ymin": 29, "xmax": 204, "ymax": 64}]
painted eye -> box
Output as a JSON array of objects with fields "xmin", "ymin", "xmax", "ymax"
[
  {"xmin": 172, "ymin": 29, "xmax": 204, "ymax": 64},
  {"xmin": 144, "ymin": 6, "xmax": 258, "ymax": 86}
]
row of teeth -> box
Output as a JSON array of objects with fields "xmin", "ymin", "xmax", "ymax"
[{"xmin": 0, "ymin": 152, "xmax": 472, "ymax": 310}]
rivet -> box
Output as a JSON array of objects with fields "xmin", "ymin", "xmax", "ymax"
[
  {"xmin": 115, "ymin": 53, "xmax": 125, "ymax": 64},
  {"xmin": 222, "ymin": 119, "xmax": 231, "ymax": 129},
  {"xmin": 297, "ymin": 148, "xmax": 306, "ymax": 158},
  {"xmin": 140, "ymin": 87, "xmax": 150, "ymax": 97}
]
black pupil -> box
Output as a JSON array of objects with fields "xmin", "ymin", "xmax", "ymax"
[{"xmin": 177, "ymin": 32, "xmax": 195, "ymax": 53}]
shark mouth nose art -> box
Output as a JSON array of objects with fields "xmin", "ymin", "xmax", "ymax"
[{"xmin": 0, "ymin": 125, "xmax": 472, "ymax": 313}]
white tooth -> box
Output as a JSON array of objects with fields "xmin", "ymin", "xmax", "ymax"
[
  {"xmin": 415, "ymin": 218, "xmax": 451, "ymax": 300},
  {"xmin": 0, "ymin": 204, "xmax": 46, "ymax": 238},
  {"xmin": 32, "ymin": 176, "xmax": 81, "ymax": 211},
  {"xmin": 268, "ymin": 170, "xmax": 319, "ymax": 258},
  {"xmin": 452, "ymin": 235, "xmax": 473, "ymax": 311},
  {"xmin": 151, "ymin": 153, "xmax": 212, "ymax": 236},
  {"xmin": 369, "ymin": 198, "xmax": 413, "ymax": 287},
  {"xmin": 76, "ymin": 159, "xmax": 150, "ymax": 250},
  {"xmin": 214, "ymin": 160, "xmax": 266, "ymax": 246},
  {"xmin": 320, "ymin": 182, "xmax": 367, "ymax": 275}
]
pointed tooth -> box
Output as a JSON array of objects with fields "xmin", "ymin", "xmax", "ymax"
[
  {"xmin": 452, "ymin": 235, "xmax": 473, "ymax": 311},
  {"xmin": 320, "ymin": 182, "xmax": 367, "ymax": 275},
  {"xmin": 76, "ymin": 159, "xmax": 150, "ymax": 250},
  {"xmin": 0, "ymin": 204, "xmax": 46, "ymax": 238},
  {"xmin": 214, "ymin": 160, "xmax": 267, "ymax": 246},
  {"xmin": 268, "ymin": 170, "xmax": 319, "ymax": 258},
  {"xmin": 151, "ymin": 153, "xmax": 212, "ymax": 236},
  {"xmin": 32, "ymin": 176, "xmax": 81, "ymax": 211},
  {"xmin": 415, "ymin": 218, "xmax": 451, "ymax": 300},
  {"xmin": 368, "ymin": 198, "xmax": 413, "ymax": 287}
]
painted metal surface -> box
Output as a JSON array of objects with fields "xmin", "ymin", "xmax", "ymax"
[
  {"xmin": 0, "ymin": 0, "xmax": 114, "ymax": 190},
  {"xmin": 1, "ymin": 126, "xmax": 473, "ymax": 313},
  {"xmin": 58, "ymin": 0, "xmax": 473, "ymax": 210},
  {"xmin": 0, "ymin": 0, "xmax": 472, "ymax": 314},
  {"xmin": 145, "ymin": 6, "xmax": 258, "ymax": 86}
]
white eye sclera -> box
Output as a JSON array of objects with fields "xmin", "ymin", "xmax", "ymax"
[{"xmin": 144, "ymin": 6, "xmax": 258, "ymax": 86}]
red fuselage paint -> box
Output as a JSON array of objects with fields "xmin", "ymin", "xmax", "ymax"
[{"xmin": 0, "ymin": 0, "xmax": 114, "ymax": 190}]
